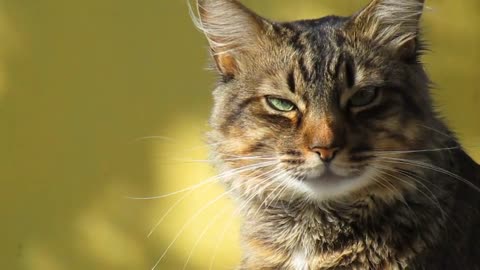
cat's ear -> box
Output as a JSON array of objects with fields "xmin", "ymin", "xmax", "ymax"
[
  {"xmin": 346, "ymin": 0, "xmax": 425, "ymax": 60},
  {"xmin": 193, "ymin": 0, "xmax": 268, "ymax": 79}
]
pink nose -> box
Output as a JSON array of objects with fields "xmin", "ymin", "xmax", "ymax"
[{"xmin": 311, "ymin": 147, "xmax": 339, "ymax": 162}]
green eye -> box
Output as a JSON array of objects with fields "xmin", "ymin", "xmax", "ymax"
[
  {"xmin": 349, "ymin": 87, "xmax": 378, "ymax": 107},
  {"xmin": 266, "ymin": 97, "xmax": 296, "ymax": 112}
]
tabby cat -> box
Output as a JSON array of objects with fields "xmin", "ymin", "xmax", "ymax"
[{"xmin": 193, "ymin": 0, "xmax": 480, "ymax": 269}]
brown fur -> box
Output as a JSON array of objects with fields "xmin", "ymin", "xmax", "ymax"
[{"xmin": 193, "ymin": 0, "xmax": 480, "ymax": 269}]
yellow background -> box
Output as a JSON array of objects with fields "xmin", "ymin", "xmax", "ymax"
[{"xmin": 1, "ymin": 1, "xmax": 479, "ymax": 269}]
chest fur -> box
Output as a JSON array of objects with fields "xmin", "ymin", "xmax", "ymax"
[{"xmin": 241, "ymin": 202, "xmax": 436, "ymax": 270}]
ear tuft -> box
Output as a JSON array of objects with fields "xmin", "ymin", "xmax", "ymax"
[
  {"xmin": 190, "ymin": 0, "xmax": 266, "ymax": 78},
  {"xmin": 348, "ymin": 0, "xmax": 425, "ymax": 58}
]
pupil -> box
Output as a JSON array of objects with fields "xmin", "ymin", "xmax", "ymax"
[{"xmin": 359, "ymin": 90, "xmax": 372, "ymax": 102}]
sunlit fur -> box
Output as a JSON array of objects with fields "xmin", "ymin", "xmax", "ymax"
[{"xmin": 195, "ymin": 0, "xmax": 480, "ymax": 269}]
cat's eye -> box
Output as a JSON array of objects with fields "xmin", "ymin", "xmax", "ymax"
[
  {"xmin": 349, "ymin": 87, "xmax": 378, "ymax": 108},
  {"xmin": 266, "ymin": 97, "xmax": 296, "ymax": 112}
]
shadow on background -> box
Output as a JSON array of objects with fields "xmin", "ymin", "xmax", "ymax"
[{"xmin": 1, "ymin": 1, "xmax": 478, "ymax": 269}]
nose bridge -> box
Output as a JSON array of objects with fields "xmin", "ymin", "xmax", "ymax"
[{"xmin": 303, "ymin": 110, "xmax": 345, "ymax": 149}]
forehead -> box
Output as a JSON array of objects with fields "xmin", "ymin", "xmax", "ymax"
[
  {"xmin": 267, "ymin": 16, "xmax": 390, "ymax": 102},
  {"xmin": 273, "ymin": 17, "xmax": 350, "ymax": 103}
]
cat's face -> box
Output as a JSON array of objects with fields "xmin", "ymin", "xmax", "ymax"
[{"xmin": 197, "ymin": 0, "xmax": 433, "ymax": 201}]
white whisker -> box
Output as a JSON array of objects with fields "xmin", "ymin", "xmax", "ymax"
[
  {"xmin": 266, "ymin": 172, "xmax": 290, "ymax": 208},
  {"xmin": 208, "ymin": 210, "xmax": 235, "ymax": 270},
  {"xmin": 147, "ymin": 189, "xmax": 195, "ymax": 239},
  {"xmin": 417, "ymin": 124, "xmax": 455, "ymax": 139},
  {"xmin": 377, "ymin": 157, "xmax": 480, "ymax": 193},
  {"xmin": 151, "ymin": 161, "xmax": 280, "ymax": 269},
  {"xmin": 151, "ymin": 191, "xmax": 229, "ymax": 270},
  {"xmin": 144, "ymin": 162, "xmax": 279, "ymax": 238},
  {"xmin": 208, "ymin": 166, "xmax": 280, "ymax": 270},
  {"xmin": 132, "ymin": 136, "xmax": 176, "ymax": 143},
  {"xmin": 182, "ymin": 205, "xmax": 229, "ymax": 270},
  {"xmin": 371, "ymin": 146, "xmax": 460, "ymax": 155},
  {"xmin": 127, "ymin": 160, "xmax": 277, "ymax": 200}
]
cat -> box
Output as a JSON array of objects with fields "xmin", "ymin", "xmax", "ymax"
[{"xmin": 193, "ymin": 0, "xmax": 480, "ymax": 269}]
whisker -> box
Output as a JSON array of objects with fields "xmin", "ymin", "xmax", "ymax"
[
  {"xmin": 370, "ymin": 170, "xmax": 404, "ymax": 200},
  {"xmin": 370, "ymin": 169, "xmax": 422, "ymax": 222},
  {"xmin": 208, "ymin": 166, "xmax": 282, "ymax": 269},
  {"xmin": 151, "ymin": 191, "xmax": 229, "ymax": 270},
  {"xmin": 417, "ymin": 124, "xmax": 455, "ymax": 139},
  {"xmin": 208, "ymin": 210, "xmax": 235, "ymax": 270},
  {"xmin": 208, "ymin": 167, "xmax": 279, "ymax": 270},
  {"xmin": 261, "ymin": 172, "xmax": 286, "ymax": 203},
  {"xmin": 169, "ymin": 156, "xmax": 278, "ymax": 164},
  {"xmin": 182, "ymin": 205, "xmax": 229, "ymax": 270},
  {"xmin": 152, "ymin": 163, "xmax": 280, "ymax": 269},
  {"xmin": 284, "ymin": 172, "xmax": 301, "ymax": 204},
  {"xmin": 376, "ymin": 157, "xmax": 480, "ymax": 193},
  {"xmin": 394, "ymin": 168, "xmax": 448, "ymax": 218},
  {"xmin": 374, "ymin": 165, "xmax": 446, "ymax": 218},
  {"xmin": 146, "ymin": 162, "xmax": 279, "ymax": 237},
  {"xmin": 370, "ymin": 146, "xmax": 461, "ymax": 155},
  {"xmin": 415, "ymin": 124, "xmax": 480, "ymax": 148},
  {"xmin": 132, "ymin": 136, "xmax": 176, "ymax": 143},
  {"xmin": 219, "ymin": 153, "xmax": 278, "ymax": 160},
  {"xmin": 126, "ymin": 160, "xmax": 277, "ymax": 200},
  {"xmin": 231, "ymin": 170, "xmax": 285, "ymax": 226},
  {"xmin": 266, "ymin": 172, "xmax": 290, "ymax": 208},
  {"xmin": 223, "ymin": 156, "xmax": 278, "ymax": 161},
  {"xmin": 249, "ymin": 171, "xmax": 287, "ymax": 218},
  {"xmin": 147, "ymin": 189, "xmax": 194, "ymax": 238}
]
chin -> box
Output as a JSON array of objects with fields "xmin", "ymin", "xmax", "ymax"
[{"xmin": 289, "ymin": 166, "xmax": 378, "ymax": 202}]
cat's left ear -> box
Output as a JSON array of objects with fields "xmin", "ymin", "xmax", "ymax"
[
  {"xmin": 346, "ymin": 0, "xmax": 425, "ymax": 60},
  {"xmin": 193, "ymin": 0, "xmax": 269, "ymax": 79}
]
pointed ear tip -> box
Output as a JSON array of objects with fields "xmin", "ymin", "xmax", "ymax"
[{"xmin": 195, "ymin": 0, "xmax": 251, "ymax": 16}]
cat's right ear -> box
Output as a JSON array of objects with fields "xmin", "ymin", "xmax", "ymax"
[{"xmin": 192, "ymin": 0, "xmax": 267, "ymax": 80}]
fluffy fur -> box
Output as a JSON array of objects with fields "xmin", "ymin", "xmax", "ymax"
[{"xmin": 194, "ymin": 0, "xmax": 480, "ymax": 269}]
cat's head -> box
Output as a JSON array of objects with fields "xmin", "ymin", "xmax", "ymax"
[{"xmin": 195, "ymin": 0, "xmax": 439, "ymax": 202}]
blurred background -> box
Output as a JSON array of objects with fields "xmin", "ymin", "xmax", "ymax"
[{"xmin": 1, "ymin": 0, "xmax": 479, "ymax": 269}]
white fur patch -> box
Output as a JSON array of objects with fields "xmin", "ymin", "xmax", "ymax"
[{"xmin": 292, "ymin": 250, "xmax": 309, "ymax": 270}]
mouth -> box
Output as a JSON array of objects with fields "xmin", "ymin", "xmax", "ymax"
[
  {"xmin": 306, "ymin": 171, "xmax": 351, "ymax": 183},
  {"xmin": 303, "ymin": 167, "xmax": 363, "ymax": 186},
  {"xmin": 288, "ymin": 165, "xmax": 374, "ymax": 200}
]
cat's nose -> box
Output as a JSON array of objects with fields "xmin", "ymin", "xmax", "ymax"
[{"xmin": 311, "ymin": 147, "xmax": 340, "ymax": 163}]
